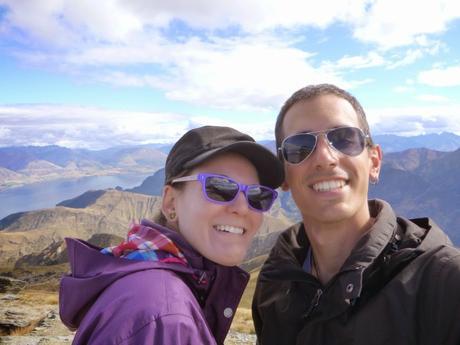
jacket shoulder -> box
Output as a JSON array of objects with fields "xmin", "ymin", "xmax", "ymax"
[{"xmin": 413, "ymin": 245, "xmax": 460, "ymax": 345}]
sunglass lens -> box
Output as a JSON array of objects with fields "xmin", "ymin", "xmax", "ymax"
[
  {"xmin": 205, "ymin": 176, "xmax": 239, "ymax": 202},
  {"xmin": 247, "ymin": 186, "xmax": 275, "ymax": 211},
  {"xmin": 283, "ymin": 134, "xmax": 316, "ymax": 164},
  {"xmin": 328, "ymin": 127, "xmax": 365, "ymax": 156}
]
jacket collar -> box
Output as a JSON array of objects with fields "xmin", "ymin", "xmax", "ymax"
[
  {"xmin": 264, "ymin": 200, "xmax": 407, "ymax": 299},
  {"xmin": 337, "ymin": 199, "xmax": 397, "ymax": 300}
]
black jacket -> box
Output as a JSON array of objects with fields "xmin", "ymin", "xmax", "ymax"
[{"xmin": 252, "ymin": 200, "xmax": 460, "ymax": 345}]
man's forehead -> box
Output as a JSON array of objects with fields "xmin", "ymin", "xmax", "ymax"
[{"xmin": 282, "ymin": 96, "xmax": 359, "ymax": 130}]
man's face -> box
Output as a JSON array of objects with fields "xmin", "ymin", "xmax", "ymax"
[{"xmin": 281, "ymin": 94, "xmax": 381, "ymax": 228}]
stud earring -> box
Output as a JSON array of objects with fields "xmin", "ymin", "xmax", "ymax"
[
  {"xmin": 370, "ymin": 176, "xmax": 379, "ymax": 185},
  {"xmin": 169, "ymin": 210, "xmax": 176, "ymax": 220}
]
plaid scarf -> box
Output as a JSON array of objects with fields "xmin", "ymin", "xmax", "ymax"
[{"xmin": 101, "ymin": 223, "xmax": 188, "ymax": 266}]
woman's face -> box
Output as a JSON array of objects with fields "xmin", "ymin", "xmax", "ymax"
[{"xmin": 164, "ymin": 152, "xmax": 264, "ymax": 266}]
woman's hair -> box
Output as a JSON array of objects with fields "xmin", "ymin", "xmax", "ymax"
[{"xmin": 153, "ymin": 211, "xmax": 168, "ymax": 226}]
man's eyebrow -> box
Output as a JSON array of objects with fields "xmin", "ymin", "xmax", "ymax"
[{"xmin": 297, "ymin": 126, "xmax": 344, "ymax": 135}]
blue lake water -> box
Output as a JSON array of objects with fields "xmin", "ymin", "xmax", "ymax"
[{"xmin": 0, "ymin": 173, "xmax": 151, "ymax": 220}]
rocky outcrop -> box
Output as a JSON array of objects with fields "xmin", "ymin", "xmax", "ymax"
[
  {"xmin": 0, "ymin": 277, "xmax": 26, "ymax": 294},
  {"xmin": 0, "ymin": 296, "xmax": 56, "ymax": 336},
  {"xmin": 14, "ymin": 233, "xmax": 124, "ymax": 268}
]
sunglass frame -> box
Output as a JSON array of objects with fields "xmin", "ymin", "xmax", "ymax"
[
  {"xmin": 171, "ymin": 173, "xmax": 277, "ymax": 212},
  {"xmin": 279, "ymin": 126, "xmax": 370, "ymax": 165}
]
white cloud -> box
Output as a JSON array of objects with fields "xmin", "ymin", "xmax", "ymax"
[
  {"xmin": 393, "ymin": 86, "xmax": 414, "ymax": 93},
  {"xmin": 329, "ymin": 51, "xmax": 386, "ymax": 70},
  {"xmin": 0, "ymin": 0, "xmax": 367, "ymax": 47},
  {"xmin": 160, "ymin": 37, "xmax": 345, "ymax": 111},
  {"xmin": 0, "ymin": 104, "xmax": 280, "ymax": 148},
  {"xmin": 416, "ymin": 94, "xmax": 449, "ymax": 102},
  {"xmin": 0, "ymin": 104, "xmax": 191, "ymax": 148},
  {"xmin": 367, "ymin": 104, "xmax": 460, "ymax": 136},
  {"xmin": 3, "ymin": 0, "xmax": 458, "ymax": 50},
  {"xmin": 387, "ymin": 40, "xmax": 446, "ymax": 69},
  {"xmin": 1, "ymin": 0, "xmax": 460, "ymax": 129},
  {"xmin": 387, "ymin": 49, "xmax": 424, "ymax": 69},
  {"xmin": 1, "ymin": 102, "xmax": 459, "ymax": 149},
  {"xmin": 0, "ymin": 126, "xmax": 11, "ymax": 138},
  {"xmin": 97, "ymin": 0, "xmax": 371, "ymax": 34},
  {"xmin": 0, "ymin": 0, "xmax": 143, "ymax": 46},
  {"xmin": 353, "ymin": 0, "xmax": 460, "ymax": 49},
  {"xmin": 418, "ymin": 65, "xmax": 460, "ymax": 87},
  {"xmin": 81, "ymin": 35, "xmax": 349, "ymax": 111}
]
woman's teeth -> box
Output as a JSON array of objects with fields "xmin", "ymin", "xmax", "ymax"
[
  {"xmin": 312, "ymin": 180, "xmax": 345, "ymax": 192},
  {"xmin": 214, "ymin": 225, "xmax": 244, "ymax": 234}
]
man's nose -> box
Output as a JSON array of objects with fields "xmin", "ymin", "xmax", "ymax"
[{"xmin": 309, "ymin": 134, "xmax": 339, "ymax": 168}]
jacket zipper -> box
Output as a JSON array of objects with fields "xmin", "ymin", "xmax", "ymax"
[{"xmin": 303, "ymin": 288, "xmax": 323, "ymax": 319}]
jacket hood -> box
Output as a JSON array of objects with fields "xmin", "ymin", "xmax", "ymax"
[
  {"xmin": 60, "ymin": 237, "xmax": 200, "ymax": 330},
  {"xmin": 59, "ymin": 219, "xmax": 248, "ymax": 332}
]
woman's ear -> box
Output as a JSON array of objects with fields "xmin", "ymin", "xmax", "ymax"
[{"xmin": 161, "ymin": 185, "xmax": 178, "ymax": 226}]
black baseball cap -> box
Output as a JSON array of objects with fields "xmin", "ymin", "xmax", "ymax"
[{"xmin": 164, "ymin": 126, "xmax": 284, "ymax": 189}]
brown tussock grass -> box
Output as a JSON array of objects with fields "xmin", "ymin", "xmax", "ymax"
[
  {"xmin": 231, "ymin": 308, "xmax": 255, "ymax": 334},
  {"xmin": 17, "ymin": 290, "xmax": 59, "ymax": 305},
  {"xmin": 9, "ymin": 319, "xmax": 42, "ymax": 336}
]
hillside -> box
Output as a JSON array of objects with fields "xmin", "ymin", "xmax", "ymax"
[
  {"xmin": 0, "ymin": 189, "xmax": 162, "ymax": 268},
  {"xmin": 370, "ymin": 148, "xmax": 460, "ymax": 244},
  {"xmin": 0, "ymin": 189, "xmax": 292, "ymax": 269}
]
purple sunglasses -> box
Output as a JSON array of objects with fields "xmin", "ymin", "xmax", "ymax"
[{"xmin": 171, "ymin": 173, "xmax": 278, "ymax": 212}]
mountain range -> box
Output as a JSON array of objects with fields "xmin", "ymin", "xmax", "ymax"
[
  {"xmin": 127, "ymin": 147, "xmax": 460, "ymax": 244},
  {"xmin": 0, "ymin": 145, "xmax": 167, "ymax": 189},
  {"xmin": 0, "ymin": 138, "xmax": 459, "ymax": 270},
  {"xmin": 1, "ymin": 132, "xmax": 459, "ymax": 190},
  {"xmin": 369, "ymin": 148, "xmax": 460, "ymax": 244},
  {"xmin": 0, "ymin": 188, "xmax": 292, "ymax": 269}
]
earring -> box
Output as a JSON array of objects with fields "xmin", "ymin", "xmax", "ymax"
[
  {"xmin": 169, "ymin": 210, "xmax": 176, "ymax": 221},
  {"xmin": 370, "ymin": 176, "xmax": 379, "ymax": 185}
]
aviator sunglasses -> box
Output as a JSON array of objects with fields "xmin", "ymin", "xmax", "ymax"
[
  {"xmin": 279, "ymin": 126, "xmax": 370, "ymax": 165},
  {"xmin": 171, "ymin": 173, "xmax": 278, "ymax": 212}
]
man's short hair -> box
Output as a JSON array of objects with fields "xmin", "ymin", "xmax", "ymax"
[{"xmin": 275, "ymin": 84, "xmax": 374, "ymax": 150}]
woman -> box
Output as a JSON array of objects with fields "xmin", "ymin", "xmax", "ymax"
[{"xmin": 59, "ymin": 125, "xmax": 284, "ymax": 345}]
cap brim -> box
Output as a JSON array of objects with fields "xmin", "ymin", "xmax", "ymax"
[{"xmin": 184, "ymin": 141, "xmax": 284, "ymax": 189}]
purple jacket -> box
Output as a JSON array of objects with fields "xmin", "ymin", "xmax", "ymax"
[{"xmin": 59, "ymin": 220, "xmax": 249, "ymax": 345}]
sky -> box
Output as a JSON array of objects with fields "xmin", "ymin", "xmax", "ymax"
[{"xmin": 0, "ymin": 0, "xmax": 460, "ymax": 149}]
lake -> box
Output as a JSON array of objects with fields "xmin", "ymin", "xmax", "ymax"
[{"xmin": 0, "ymin": 173, "xmax": 151, "ymax": 220}]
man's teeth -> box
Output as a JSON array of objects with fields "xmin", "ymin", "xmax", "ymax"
[
  {"xmin": 312, "ymin": 180, "xmax": 345, "ymax": 192},
  {"xmin": 214, "ymin": 225, "xmax": 244, "ymax": 234}
]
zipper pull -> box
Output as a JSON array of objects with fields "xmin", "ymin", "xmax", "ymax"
[{"xmin": 303, "ymin": 288, "xmax": 323, "ymax": 319}]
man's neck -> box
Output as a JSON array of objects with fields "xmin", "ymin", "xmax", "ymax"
[{"xmin": 304, "ymin": 215, "xmax": 375, "ymax": 285}]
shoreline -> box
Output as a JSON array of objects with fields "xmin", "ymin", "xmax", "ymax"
[{"xmin": 0, "ymin": 167, "xmax": 158, "ymax": 193}]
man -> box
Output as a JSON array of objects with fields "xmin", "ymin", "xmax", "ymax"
[{"xmin": 252, "ymin": 84, "xmax": 460, "ymax": 345}]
